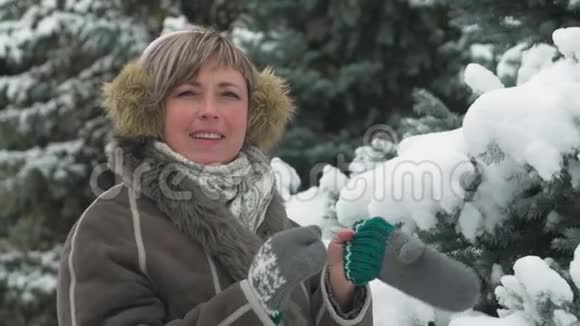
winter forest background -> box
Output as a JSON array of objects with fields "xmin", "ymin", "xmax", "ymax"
[{"xmin": 1, "ymin": 0, "xmax": 580, "ymax": 325}]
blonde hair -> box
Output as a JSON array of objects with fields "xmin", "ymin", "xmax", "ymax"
[{"xmin": 139, "ymin": 27, "xmax": 257, "ymax": 109}]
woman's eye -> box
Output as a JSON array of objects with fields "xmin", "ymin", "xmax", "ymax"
[
  {"xmin": 177, "ymin": 90, "xmax": 197, "ymax": 97},
  {"xmin": 222, "ymin": 91, "xmax": 240, "ymax": 100}
]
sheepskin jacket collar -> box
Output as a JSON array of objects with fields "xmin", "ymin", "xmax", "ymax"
[{"xmin": 107, "ymin": 136, "xmax": 294, "ymax": 282}]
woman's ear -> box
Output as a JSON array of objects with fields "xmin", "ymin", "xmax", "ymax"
[
  {"xmin": 102, "ymin": 60, "xmax": 162, "ymax": 138},
  {"xmin": 246, "ymin": 67, "xmax": 295, "ymax": 153}
]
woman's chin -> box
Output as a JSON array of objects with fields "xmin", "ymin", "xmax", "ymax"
[{"xmin": 184, "ymin": 152, "xmax": 236, "ymax": 166}]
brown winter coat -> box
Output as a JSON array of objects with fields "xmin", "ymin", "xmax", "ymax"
[{"xmin": 56, "ymin": 138, "xmax": 373, "ymax": 326}]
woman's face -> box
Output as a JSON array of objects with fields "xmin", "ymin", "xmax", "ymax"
[{"xmin": 163, "ymin": 57, "xmax": 248, "ymax": 165}]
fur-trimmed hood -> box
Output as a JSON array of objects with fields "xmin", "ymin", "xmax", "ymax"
[{"xmin": 102, "ymin": 61, "xmax": 294, "ymax": 153}]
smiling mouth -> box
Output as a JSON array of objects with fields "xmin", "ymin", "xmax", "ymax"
[{"xmin": 189, "ymin": 132, "xmax": 225, "ymax": 140}]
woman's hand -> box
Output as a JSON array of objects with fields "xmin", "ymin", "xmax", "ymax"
[{"xmin": 326, "ymin": 229, "xmax": 356, "ymax": 310}]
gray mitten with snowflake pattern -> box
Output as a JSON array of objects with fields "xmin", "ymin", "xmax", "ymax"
[{"xmin": 248, "ymin": 225, "xmax": 327, "ymax": 324}]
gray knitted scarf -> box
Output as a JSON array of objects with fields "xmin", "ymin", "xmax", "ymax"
[{"xmin": 152, "ymin": 141, "xmax": 276, "ymax": 232}]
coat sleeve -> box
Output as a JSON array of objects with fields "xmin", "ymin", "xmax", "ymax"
[
  {"xmin": 57, "ymin": 203, "xmax": 277, "ymax": 326},
  {"xmin": 307, "ymin": 266, "xmax": 373, "ymax": 325}
]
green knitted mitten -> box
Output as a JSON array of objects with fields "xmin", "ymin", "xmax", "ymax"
[
  {"xmin": 342, "ymin": 216, "xmax": 481, "ymax": 312},
  {"xmin": 343, "ymin": 217, "xmax": 395, "ymax": 286}
]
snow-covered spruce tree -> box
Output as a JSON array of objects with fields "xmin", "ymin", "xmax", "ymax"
[
  {"xmin": 316, "ymin": 164, "xmax": 350, "ymax": 240},
  {"xmin": 398, "ymin": 88, "xmax": 462, "ymax": 139},
  {"xmin": 420, "ymin": 27, "xmax": 580, "ymax": 318},
  {"xmin": 0, "ymin": 1, "xmax": 171, "ymax": 325},
  {"xmin": 444, "ymin": 0, "xmax": 580, "ymax": 46},
  {"xmin": 335, "ymin": 27, "xmax": 580, "ymax": 321},
  {"xmin": 348, "ymin": 135, "xmax": 398, "ymax": 176},
  {"xmin": 179, "ymin": 0, "xmax": 244, "ymax": 31},
  {"xmin": 450, "ymin": 252, "xmax": 580, "ymax": 326},
  {"xmin": 235, "ymin": 0, "xmax": 469, "ymax": 187},
  {"xmin": 270, "ymin": 156, "xmax": 302, "ymax": 201},
  {"xmin": 418, "ymin": 29, "xmax": 580, "ymax": 319},
  {"xmin": 438, "ymin": 0, "xmax": 580, "ymax": 111}
]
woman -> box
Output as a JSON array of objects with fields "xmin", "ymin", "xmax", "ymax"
[{"xmin": 57, "ymin": 27, "xmax": 372, "ymax": 326}]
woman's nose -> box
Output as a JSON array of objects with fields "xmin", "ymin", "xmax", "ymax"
[{"xmin": 197, "ymin": 98, "xmax": 219, "ymax": 120}]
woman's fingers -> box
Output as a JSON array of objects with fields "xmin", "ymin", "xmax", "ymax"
[
  {"xmin": 327, "ymin": 229, "xmax": 354, "ymax": 267},
  {"xmin": 327, "ymin": 228, "xmax": 356, "ymax": 306},
  {"xmin": 333, "ymin": 229, "xmax": 354, "ymax": 244}
]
